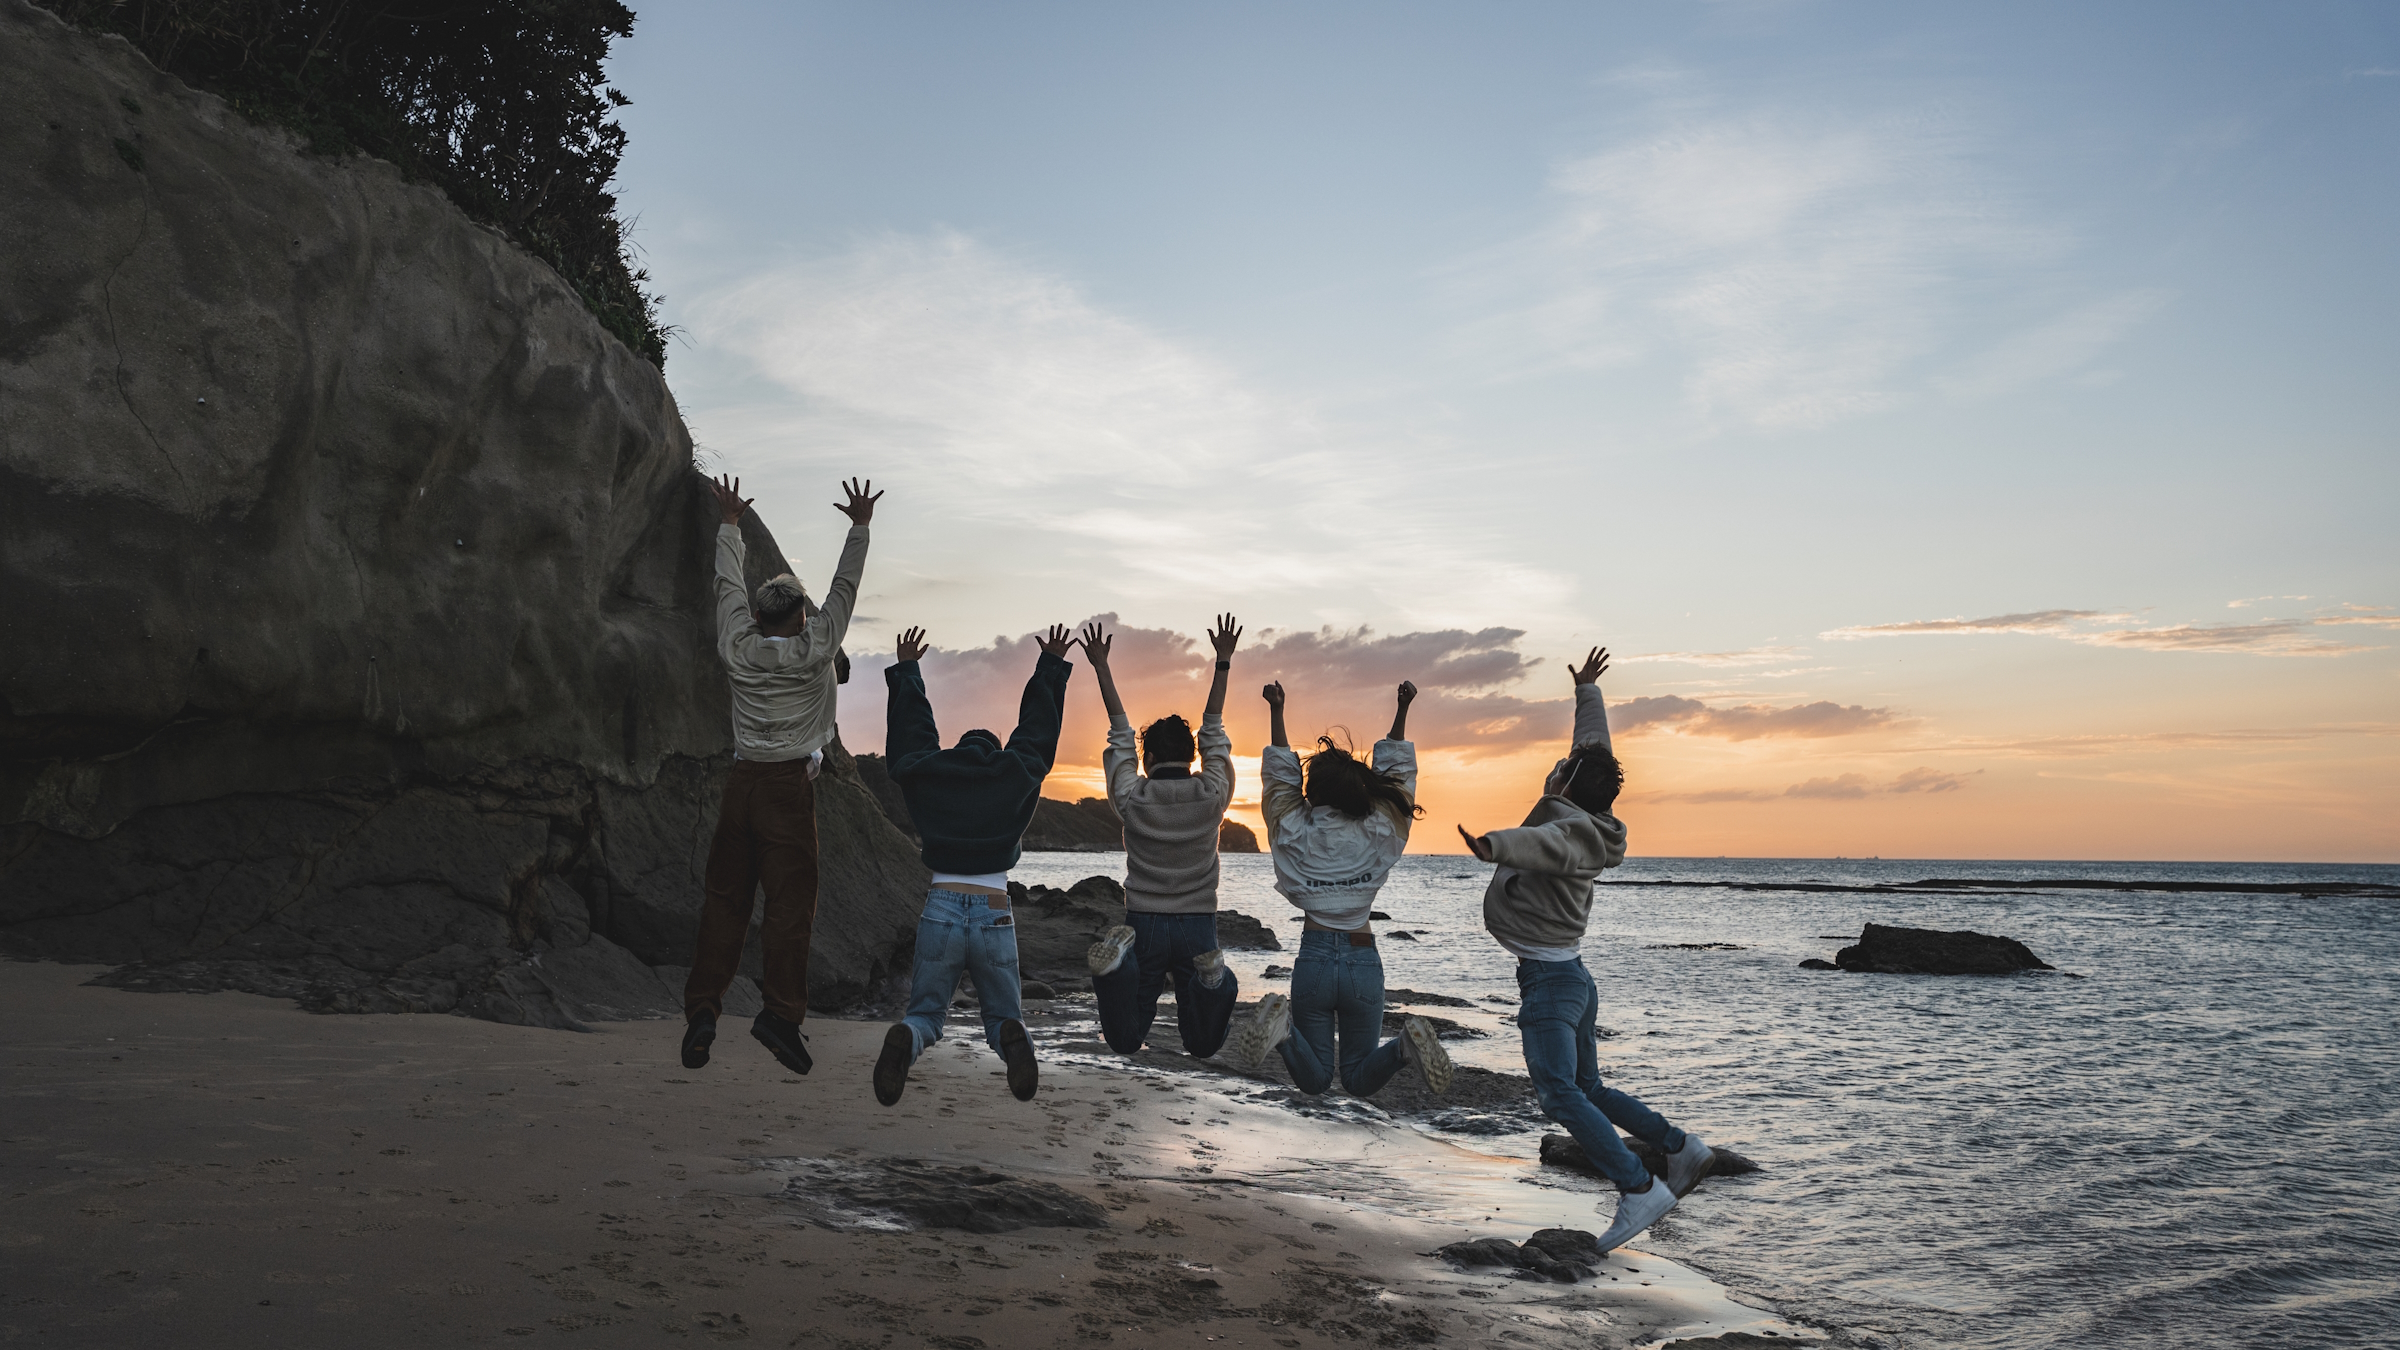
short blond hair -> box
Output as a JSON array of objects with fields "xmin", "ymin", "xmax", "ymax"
[{"xmin": 755, "ymin": 573, "xmax": 809, "ymax": 624}]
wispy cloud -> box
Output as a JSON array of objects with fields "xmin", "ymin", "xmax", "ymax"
[
  {"xmin": 1952, "ymin": 726, "xmax": 2399, "ymax": 759},
  {"xmin": 1445, "ymin": 84, "xmax": 2141, "ymax": 429},
  {"xmin": 1824, "ymin": 606, "xmax": 2396, "ymax": 656},
  {"xmin": 1613, "ymin": 694, "xmax": 1899, "ymax": 741},
  {"xmin": 1653, "ymin": 765, "xmax": 1973, "ymax": 804},
  {"xmin": 1622, "ymin": 645, "xmax": 1807, "ymax": 667}
]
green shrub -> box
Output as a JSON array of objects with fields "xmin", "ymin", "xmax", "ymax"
[{"xmin": 55, "ymin": 0, "xmax": 668, "ymax": 367}]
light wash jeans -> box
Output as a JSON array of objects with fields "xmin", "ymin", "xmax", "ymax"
[
  {"xmin": 1094, "ymin": 911, "xmax": 1241, "ymax": 1057},
  {"xmin": 1516, "ymin": 956, "xmax": 1685, "ymax": 1190},
  {"xmin": 1280, "ymin": 930, "xmax": 1408, "ymax": 1096},
  {"xmin": 899, "ymin": 889, "xmax": 1025, "ymax": 1063}
]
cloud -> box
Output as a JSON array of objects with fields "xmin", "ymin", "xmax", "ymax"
[
  {"xmin": 1824, "ymin": 606, "xmax": 2395, "ymax": 656},
  {"xmin": 1652, "ymin": 766, "xmax": 1974, "ymax": 804},
  {"xmin": 1622, "ymin": 645, "xmax": 1807, "ymax": 667},
  {"xmin": 1823, "ymin": 609, "xmax": 2127, "ymax": 638},
  {"xmin": 1612, "ymin": 694, "xmax": 1898, "ymax": 741},
  {"xmin": 840, "ymin": 619, "xmax": 1580, "ymax": 770},
  {"xmin": 1448, "ymin": 89, "xmax": 2099, "ymax": 429}
]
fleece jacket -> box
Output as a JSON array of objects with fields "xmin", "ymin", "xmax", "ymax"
[
  {"xmin": 1480, "ymin": 682, "xmax": 1630, "ymax": 955},
  {"xmin": 714, "ymin": 522, "xmax": 867, "ymax": 761},
  {"xmin": 1104, "ymin": 712, "xmax": 1236, "ymax": 914}
]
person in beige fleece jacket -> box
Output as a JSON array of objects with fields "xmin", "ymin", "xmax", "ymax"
[
  {"xmin": 679, "ymin": 473, "xmax": 877, "ymax": 1081},
  {"xmin": 1456, "ymin": 645, "xmax": 1716, "ymax": 1255}
]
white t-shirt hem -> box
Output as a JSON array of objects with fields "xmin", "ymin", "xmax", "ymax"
[
  {"xmin": 1497, "ymin": 937, "xmax": 1583, "ymax": 963},
  {"xmin": 930, "ymin": 872, "xmax": 1010, "ymax": 893}
]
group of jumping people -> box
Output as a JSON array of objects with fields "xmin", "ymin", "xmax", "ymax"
[{"xmin": 676, "ymin": 474, "xmax": 1715, "ymax": 1253}]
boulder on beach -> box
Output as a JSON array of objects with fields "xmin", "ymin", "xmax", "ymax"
[
  {"xmin": 0, "ymin": 7, "xmax": 931, "ymax": 1026},
  {"xmin": 1539, "ymin": 1133, "xmax": 1761, "ymax": 1182},
  {"xmin": 1833, "ymin": 922, "xmax": 2054, "ymax": 975},
  {"xmin": 1435, "ymin": 1227, "xmax": 1607, "ymax": 1283}
]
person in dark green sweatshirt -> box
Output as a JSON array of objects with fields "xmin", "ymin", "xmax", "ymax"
[{"xmin": 873, "ymin": 622, "xmax": 1077, "ymax": 1107}]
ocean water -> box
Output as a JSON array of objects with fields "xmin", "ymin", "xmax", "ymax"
[{"xmin": 1011, "ymin": 852, "xmax": 2400, "ymax": 1349}]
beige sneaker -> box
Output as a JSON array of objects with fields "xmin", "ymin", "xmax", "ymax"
[
  {"xmin": 1229, "ymin": 992, "xmax": 1291, "ymax": 1071},
  {"xmin": 1398, "ymin": 1015, "xmax": 1453, "ymax": 1094},
  {"xmin": 1087, "ymin": 925, "xmax": 1136, "ymax": 977}
]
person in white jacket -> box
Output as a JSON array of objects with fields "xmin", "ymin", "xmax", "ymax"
[
  {"xmin": 1456, "ymin": 646, "xmax": 1714, "ymax": 1254},
  {"xmin": 1227, "ymin": 679, "xmax": 1451, "ymax": 1097}
]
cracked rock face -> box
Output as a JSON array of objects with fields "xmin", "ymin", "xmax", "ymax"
[{"xmin": 0, "ymin": 2, "xmax": 927, "ymax": 1025}]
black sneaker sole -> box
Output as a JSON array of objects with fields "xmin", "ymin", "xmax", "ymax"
[
  {"xmin": 999, "ymin": 1019, "xmax": 1038, "ymax": 1102},
  {"xmin": 751, "ymin": 1019, "xmax": 813, "ymax": 1076},
  {"xmin": 681, "ymin": 1018, "xmax": 716, "ymax": 1070},
  {"xmin": 873, "ymin": 1024, "xmax": 913, "ymax": 1107}
]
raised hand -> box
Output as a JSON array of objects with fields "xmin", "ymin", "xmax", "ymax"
[
  {"xmin": 711, "ymin": 473, "xmax": 753, "ymax": 526},
  {"xmin": 834, "ymin": 477, "xmax": 883, "ymax": 526},
  {"xmin": 1396, "ymin": 679, "xmax": 1418, "ymax": 705},
  {"xmin": 896, "ymin": 626, "xmax": 928, "ymax": 664},
  {"xmin": 1390, "ymin": 679, "xmax": 1417, "ymax": 741},
  {"xmin": 1079, "ymin": 621, "xmax": 1112, "ymax": 667},
  {"xmin": 1036, "ymin": 624, "xmax": 1074, "ymax": 659},
  {"xmin": 1261, "ymin": 681, "xmax": 1286, "ymax": 709},
  {"xmin": 1208, "ymin": 614, "xmax": 1242, "ymax": 662},
  {"xmin": 1570, "ymin": 646, "xmax": 1610, "ymax": 686},
  {"xmin": 1455, "ymin": 824, "xmax": 1494, "ymax": 862}
]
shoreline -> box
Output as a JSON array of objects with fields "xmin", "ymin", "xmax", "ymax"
[{"xmin": 1, "ymin": 960, "xmax": 1812, "ymax": 1348}]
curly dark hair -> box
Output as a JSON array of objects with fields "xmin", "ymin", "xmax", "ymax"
[
  {"xmin": 1303, "ymin": 736, "xmax": 1422, "ymax": 823},
  {"xmin": 1140, "ymin": 714, "xmax": 1195, "ymax": 766},
  {"xmin": 1559, "ymin": 744, "xmax": 1625, "ymax": 815}
]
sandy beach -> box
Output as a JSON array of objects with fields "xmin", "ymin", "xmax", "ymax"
[{"xmin": 0, "ymin": 961, "xmax": 1804, "ymax": 1349}]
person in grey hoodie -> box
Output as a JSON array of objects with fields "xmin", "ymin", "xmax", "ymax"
[
  {"xmin": 1455, "ymin": 645, "xmax": 1715, "ymax": 1254},
  {"xmin": 1078, "ymin": 616, "xmax": 1243, "ymax": 1058}
]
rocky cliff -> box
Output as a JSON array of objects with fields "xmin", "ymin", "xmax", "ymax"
[{"xmin": 0, "ymin": 0, "xmax": 928, "ymax": 1027}]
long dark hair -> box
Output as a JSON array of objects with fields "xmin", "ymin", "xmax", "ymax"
[{"xmin": 1303, "ymin": 735, "xmax": 1422, "ymax": 824}]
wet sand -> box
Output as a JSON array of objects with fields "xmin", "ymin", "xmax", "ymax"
[{"xmin": 1, "ymin": 962, "xmax": 1808, "ymax": 1348}]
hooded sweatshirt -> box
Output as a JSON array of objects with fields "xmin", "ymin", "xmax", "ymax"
[
  {"xmin": 715, "ymin": 521, "xmax": 867, "ymax": 762},
  {"xmin": 1105, "ymin": 712, "xmax": 1236, "ymax": 914},
  {"xmin": 1480, "ymin": 682, "xmax": 1629, "ymax": 959},
  {"xmin": 1259, "ymin": 739, "xmax": 1417, "ymax": 931},
  {"xmin": 884, "ymin": 650, "xmax": 1074, "ymax": 877}
]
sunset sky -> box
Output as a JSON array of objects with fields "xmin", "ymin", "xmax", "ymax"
[{"xmin": 608, "ymin": 2, "xmax": 2399, "ymax": 861}]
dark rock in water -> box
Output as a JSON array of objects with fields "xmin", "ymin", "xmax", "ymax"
[
  {"xmin": 1384, "ymin": 987, "xmax": 1477, "ymax": 1008},
  {"xmin": 1213, "ymin": 909, "xmax": 1281, "ymax": 952},
  {"xmin": 1370, "ymin": 911, "xmax": 1392, "ymax": 921},
  {"xmin": 774, "ymin": 1157, "xmax": 1108, "ymax": 1234},
  {"xmin": 1798, "ymin": 957, "xmax": 1841, "ymax": 970},
  {"xmin": 1020, "ymin": 980, "xmax": 1055, "ymax": 1000},
  {"xmin": 1539, "ymin": 1132, "xmax": 1760, "ymax": 1181},
  {"xmin": 1387, "ymin": 929, "xmax": 1417, "ymax": 940},
  {"xmin": 1834, "ymin": 922, "xmax": 2053, "ymax": 975},
  {"xmin": 1007, "ymin": 877, "xmax": 1122, "ymax": 984},
  {"xmin": 1381, "ymin": 1011, "xmax": 1486, "ymax": 1040},
  {"xmin": 0, "ymin": 10, "xmax": 930, "ymax": 1025},
  {"xmin": 1021, "ymin": 796, "xmax": 1123, "ymax": 852},
  {"xmin": 1217, "ymin": 818, "xmax": 1260, "ymax": 854},
  {"xmin": 1261, "ymin": 965, "xmax": 1292, "ymax": 979},
  {"xmin": 1434, "ymin": 1231, "xmax": 1599, "ymax": 1283}
]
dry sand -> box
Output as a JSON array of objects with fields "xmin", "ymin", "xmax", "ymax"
[{"xmin": 1, "ymin": 962, "xmax": 1811, "ymax": 1348}]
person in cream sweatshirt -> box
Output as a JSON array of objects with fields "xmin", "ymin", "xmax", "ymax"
[
  {"xmin": 679, "ymin": 474, "xmax": 876, "ymax": 1082},
  {"xmin": 1226, "ymin": 679, "xmax": 1452, "ymax": 1099},
  {"xmin": 1456, "ymin": 645, "xmax": 1716, "ymax": 1254},
  {"xmin": 1078, "ymin": 616, "xmax": 1243, "ymax": 1059}
]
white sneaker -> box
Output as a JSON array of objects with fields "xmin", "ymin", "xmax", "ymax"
[
  {"xmin": 1228, "ymin": 992, "xmax": 1291, "ymax": 1071},
  {"xmin": 1593, "ymin": 1176, "xmax": 1678, "ymax": 1254},
  {"xmin": 1087, "ymin": 925, "xmax": 1136, "ymax": 977},
  {"xmin": 1190, "ymin": 948, "xmax": 1227, "ymax": 989},
  {"xmin": 1664, "ymin": 1133, "xmax": 1715, "ymax": 1198},
  {"xmin": 1398, "ymin": 1015, "xmax": 1453, "ymax": 1094}
]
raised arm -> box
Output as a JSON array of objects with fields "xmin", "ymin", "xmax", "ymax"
[
  {"xmin": 1388, "ymin": 679, "xmax": 1416, "ymax": 741},
  {"xmin": 1204, "ymin": 614, "xmax": 1241, "ymax": 717},
  {"xmin": 710, "ymin": 475, "xmax": 761, "ymax": 663},
  {"xmin": 1004, "ymin": 625, "xmax": 1076, "ymax": 773},
  {"xmin": 1080, "ymin": 621, "xmax": 1125, "ymax": 719},
  {"xmin": 884, "ymin": 627, "xmax": 941, "ymax": 770},
  {"xmin": 1263, "ymin": 680, "xmax": 1289, "ymax": 748},
  {"xmin": 1569, "ymin": 645, "xmax": 1613, "ymax": 753},
  {"xmin": 785, "ymin": 478, "xmax": 880, "ymax": 665}
]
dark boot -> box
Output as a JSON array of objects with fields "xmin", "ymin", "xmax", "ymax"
[
  {"xmin": 680, "ymin": 1013, "xmax": 717, "ymax": 1070},
  {"xmin": 750, "ymin": 1011, "xmax": 813, "ymax": 1076},
  {"xmin": 874, "ymin": 1024, "xmax": 913, "ymax": 1107},
  {"xmin": 998, "ymin": 1018, "xmax": 1039, "ymax": 1102}
]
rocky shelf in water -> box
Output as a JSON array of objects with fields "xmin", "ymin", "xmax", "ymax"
[
  {"xmin": 1801, "ymin": 922, "xmax": 2055, "ymax": 975},
  {"xmin": 1615, "ymin": 877, "xmax": 2398, "ymax": 900}
]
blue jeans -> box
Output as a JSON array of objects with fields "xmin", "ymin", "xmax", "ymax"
[
  {"xmin": 1280, "ymin": 930, "xmax": 1407, "ymax": 1096},
  {"xmin": 1517, "ymin": 956, "xmax": 1684, "ymax": 1190},
  {"xmin": 899, "ymin": 889, "xmax": 1025, "ymax": 1063},
  {"xmin": 1095, "ymin": 911, "xmax": 1241, "ymax": 1057}
]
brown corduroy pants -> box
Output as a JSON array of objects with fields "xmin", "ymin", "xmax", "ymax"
[{"xmin": 684, "ymin": 759, "xmax": 820, "ymax": 1025}]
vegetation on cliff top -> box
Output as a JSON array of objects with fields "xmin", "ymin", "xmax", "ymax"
[{"xmin": 55, "ymin": 0, "xmax": 667, "ymax": 366}]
